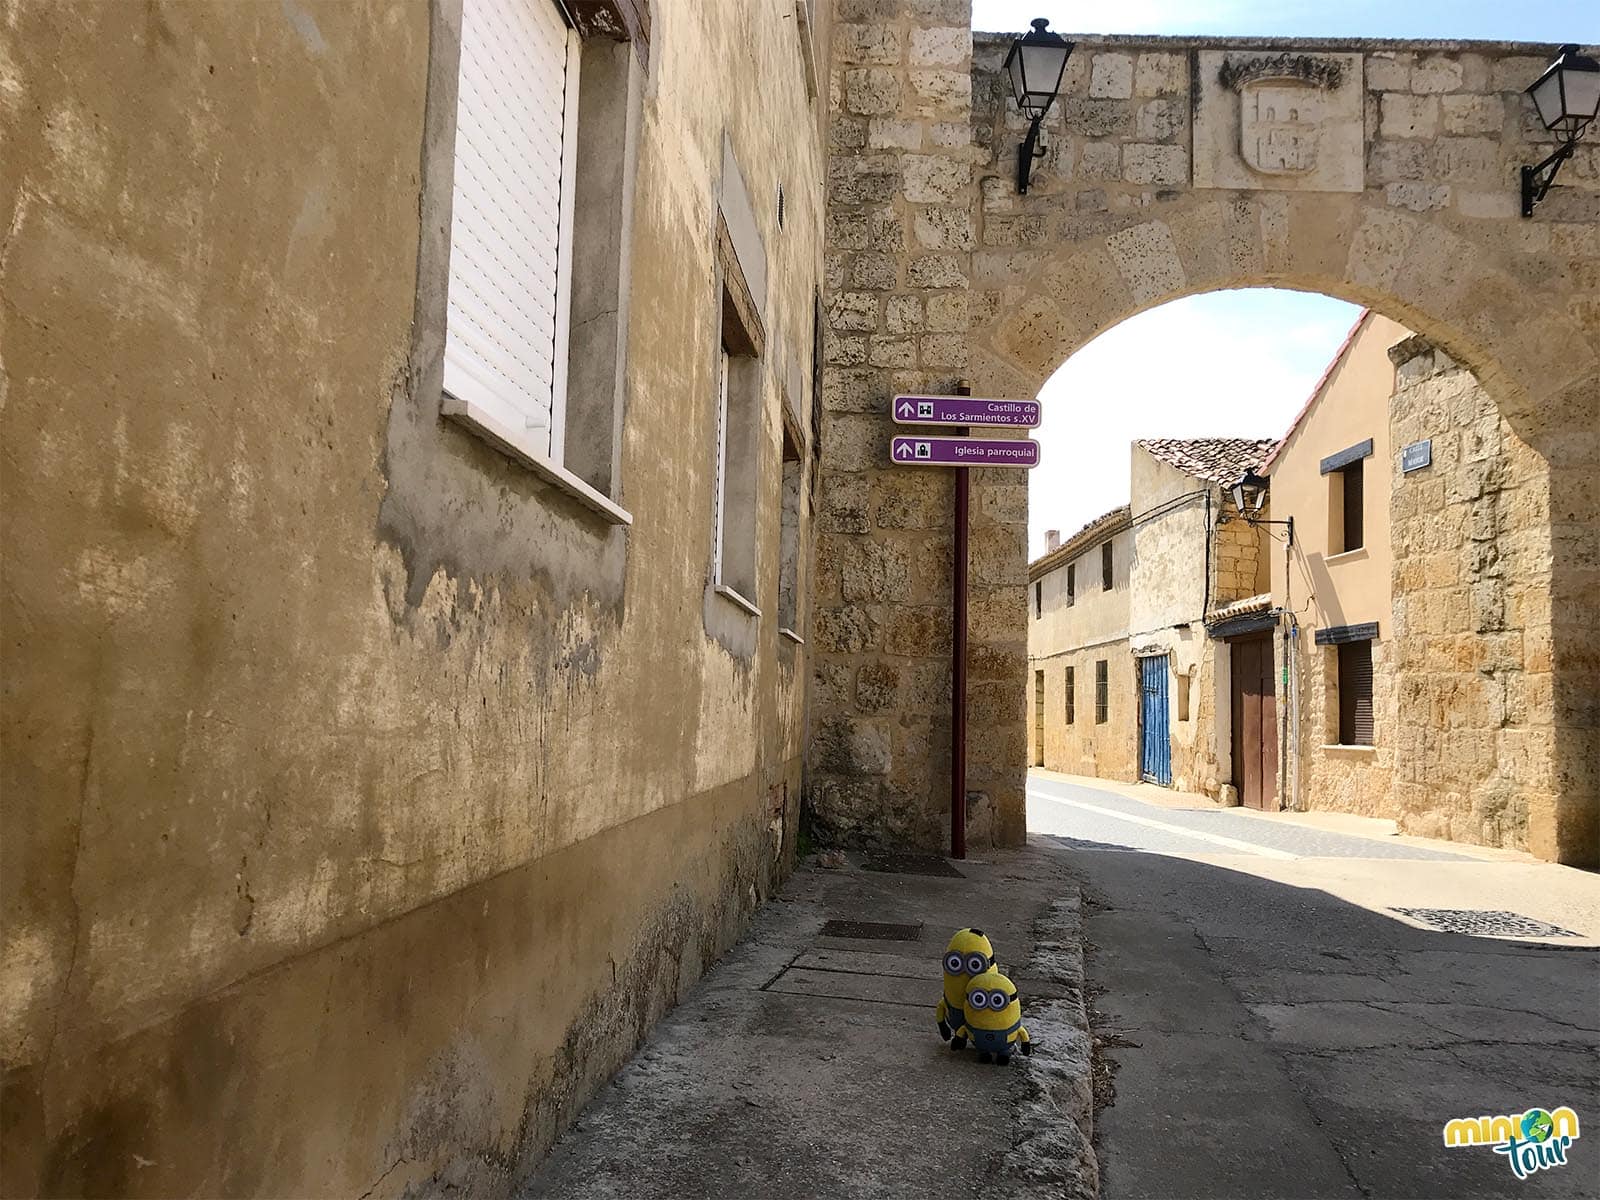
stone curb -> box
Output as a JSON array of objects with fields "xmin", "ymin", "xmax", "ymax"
[{"xmin": 997, "ymin": 892, "xmax": 1099, "ymax": 1200}]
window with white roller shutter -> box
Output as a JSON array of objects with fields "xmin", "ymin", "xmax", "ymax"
[{"xmin": 443, "ymin": 0, "xmax": 579, "ymax": 466}]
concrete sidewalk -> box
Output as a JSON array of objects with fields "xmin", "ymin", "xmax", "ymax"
[{"xmin": 522, "ymin": 844, "xmax": 1096, "ymax": 1199}]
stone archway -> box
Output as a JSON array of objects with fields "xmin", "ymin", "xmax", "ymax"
[{"xmin": 811, "ymin": 5, "xmax": 1597, "ymax": 864}]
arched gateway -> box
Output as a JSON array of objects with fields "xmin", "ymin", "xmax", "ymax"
[{"xmin": 810, "ymin": 5, "xmax": 1598, "ymax": 865}]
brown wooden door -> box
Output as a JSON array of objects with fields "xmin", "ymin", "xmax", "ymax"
[{"xmin": 1229, "ymin": 634, "xmax": 1279, "ymax": 811}]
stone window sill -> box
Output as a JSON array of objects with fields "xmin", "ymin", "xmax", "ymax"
[
  {"xmin": 779, "ymin": 627, "xmax": 805, "ymax": 645},
  {"xmin": 1324, "ymin": 547, "xmax": 1368, "ymax": 566},
  {"xmin": 715, "ymin": 584, "xmax": 761, "ymax": 619},
  {"xmin": 1321, "ymin": 743, "xmax": 1376, "ymax": 754},
  {"xmin": 444, "ymin": 397, "xmax": 633, "ymax": 526}
]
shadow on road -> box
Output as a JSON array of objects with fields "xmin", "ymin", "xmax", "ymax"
[{"xmin": 1041, "ymin": 832, "xmax": 1599, "ymax": 1200}]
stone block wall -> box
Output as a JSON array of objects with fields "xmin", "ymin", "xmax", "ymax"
[
  {"xmin": 1285, "ymin": 631, "xmax": 1399, "ymax": 819},
  {"xmin": 813, "ymin": 1, "xmax": 1028, "ymax": 848},
  {"xmin": 816, "ymin": 7, "xmax": 1596, "ymax": 861},
  {"xmin": 1386, "ymin": 337, "xmax": 1567, "ymax": 855},
  {"xmin": 1213, "ymin": 494, "xmax": 1271, "ymax": 606}
]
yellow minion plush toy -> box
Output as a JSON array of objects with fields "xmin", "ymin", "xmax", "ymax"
[
  {"xmin": 936, "ymin": 928, "xmax": 995, "ymax": 1043},
  {"xmin": 957, "ymin": 967, "xmax": 1031, "ymax": 1064}
]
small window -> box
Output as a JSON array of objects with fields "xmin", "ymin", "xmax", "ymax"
[
  {"xmin": 1094, "ymin": 659, "xmax": 1109, "ymax": 724},
  {"xmin": 1066, "ymin": 563, "xmax": 1075, "ymax": 607},
  {"xmin": 1034, "ymin": 670, "xmax": 1046, "ymax": 767},
  {"xmin": 777, "ymin": 421, "xmax": 804, "ymax": 639},
  {"xmin": 1065, "ymin": 666, "xmax": 1075, "ymax": 725},
  {"xmin": 1034, "ymin": 580, "xmax": 1043, "ymax": 620},
  {"xmin": 1102, "ymin": 542, "xmax": 1113, "ymax": 591},
  {"xmin": 1337, "ymin": 641, "xmax": 1374, "ymax": 745},
  {"xmin": 711, "ymin": 213, "xmax": 765, "ymax": 613},
  {"xmin": 714, "ymin": 336, "xmax": 761, "ymax": 609},
  {"xmin": 1331, "ymin": 459, "xmax": 1365, "ymax": 553}
]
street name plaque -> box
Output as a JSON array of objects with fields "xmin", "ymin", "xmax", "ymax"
[
  {"xmin": 890, "ymin": 435, "xmax": 1040, "ymax": 468},
  {"xmin": 892, "ymin": 394, "xmax": 1041, "ymax": 428}
]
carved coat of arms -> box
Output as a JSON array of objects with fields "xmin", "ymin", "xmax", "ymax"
[
  {"xmin": 1240, "ymin": 78, "xmax": 1320, "ymax": 175},
  {"xmin": 1193, "ymin": 51, "xmax": 1363, "ymax": 192}
]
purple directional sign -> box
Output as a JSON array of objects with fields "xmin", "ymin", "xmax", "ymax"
[
  {"xmin": 892, "ymin": 394, "xmax": 1041, "ymax": 428},
  {"xmin": 890, "ymin": 435, "xmax": 1040, "ymax": 469}
]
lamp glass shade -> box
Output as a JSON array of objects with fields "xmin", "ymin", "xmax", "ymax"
[
  {"xmin": 1527, "ymin": 45, "xmax": 1600, "ymax": 137},
  {"xmin": 1003, "ymin": 19, "xmax": 1072, "ymax": 116}
]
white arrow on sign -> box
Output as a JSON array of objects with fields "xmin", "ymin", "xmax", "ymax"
[
  {"xmin": 895, "ymin": 442, "xmax": 912, "ymax": 459},
  {"xmin": 897, "ymin": 399, "xmax": 915, "ymax": 418}
]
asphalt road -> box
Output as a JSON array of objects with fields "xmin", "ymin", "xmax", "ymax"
[{"xmin": 1029, "ymin": 775, "xmax": 1600, "ymax": 1200}]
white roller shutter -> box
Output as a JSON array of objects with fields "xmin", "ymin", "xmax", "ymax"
[{"xmin": 443, "ymin": 0, "xmax": 578, "ymax": 463}]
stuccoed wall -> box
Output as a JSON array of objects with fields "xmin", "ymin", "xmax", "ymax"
[
  {"xmin": 1027, "ymin": 519, "xmax": 1135, "ymax": 778},
  {"xmin": 1029, "ymin": 640, "xmax": 1137, "ymax": 780},
  {"xmin": 0, "ymin": 0, "xmax": 827, "ymax": 1193}
]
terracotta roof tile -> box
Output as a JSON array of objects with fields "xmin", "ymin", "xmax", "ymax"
[{"xmin": 1136, "ymin": 437, "xmax": 1280, "ymax": 484}]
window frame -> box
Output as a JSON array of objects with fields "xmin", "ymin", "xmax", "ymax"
[
  {"xmin": 776, "ymin": 415, "xmax": 805, "ymax": 643},
  {"xmin": 435, "ymin": 0, "xmax": 639, "ymax": 526},
  {"xmin": 1094, "ymin": 659, "xmax": 1109, "ymax": 724},
  {"xmin": 1065, "ymin": 665, "xmax": 1075, "ymax": 725},
  {"xmin": 1101, "ymin": 542, "xmax": 1113, "ymax": 591},
  {"xmin": 1340, "ymin": 459, "xmax": 1364, "ymax": 553},
  {"xmin": 1066, "ymin": 563, "xmax": 1075, "ymax": 607},
  {"xmin": 1336, "ymin": 639, "xmax": 1375, "ymax": 746},
  {"xmin": 709, "ymin": 211, "xmax": 766, "ymax": 616}
]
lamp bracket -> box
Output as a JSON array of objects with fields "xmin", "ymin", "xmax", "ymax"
[
  {"xmin": 1017, "ymin": 110, "xmax": 1049, "ymax": 194},
  {"xmin": 1522, "ymin": 139, "xmax": 1579, "ymax": 217}
]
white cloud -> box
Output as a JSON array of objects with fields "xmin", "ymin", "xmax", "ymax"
[{"xmin": 1028, "ymin": 288, "xmax": 1364, "ymax": 556}]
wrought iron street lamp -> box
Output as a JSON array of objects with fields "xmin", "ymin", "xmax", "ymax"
[
  {"xmin": 1226, "ymin": 471, "xmax": 1293, "ymax": 547},
  {"xmin": 1521, "ymin": 44, "xmax": 1600, "ymax": 217},
  {"xmin": 1003, "ymin": 17, "xmax": 1073, "ymax": 194}
]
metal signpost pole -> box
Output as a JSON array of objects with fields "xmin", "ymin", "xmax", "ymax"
[
  {"xmin": 951, "ymin": 382, "xmax": 970, "ymax": 860},
  {"xmin": 887, "ymin": 388, "xmax": 1039, "ymax": 861}
]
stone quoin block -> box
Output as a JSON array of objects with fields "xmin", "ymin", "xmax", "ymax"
[
  {"xmin": 909, "ymin": 26, "xmax": 969, "ymax": 67},
  {"xmin": 1089, "ymin": 53, "xmax": 1134, "ymax": 99},
  {"xmin": 1381, "ymin": 93, "xmax": 1440, "ymax": 139},
  {"xmin": 1410, "ymin": 55, "xmax": 1465, "ymax": 93},
  {"xmin": 1134, "ymin": 52, "xmax": 1186, "ymax": 96}
]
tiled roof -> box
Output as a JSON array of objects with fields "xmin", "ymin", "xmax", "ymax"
[
  {"xmin": 1136, "ymin": 437, "xmax": 1280, "ymax": 484},
  {"xmin": 1028, "ymin": 503, "xmax": 1131, "ymax": 579},
  {"xmin": 1205, "ymin": 592, "xmax": 1273, "ymax": 623}
]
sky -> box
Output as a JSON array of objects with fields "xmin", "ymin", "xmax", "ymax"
[
  {"xmin": 1027, "ymin": 291, "xmax": 1361, "ymax": 556},
  {"xmin": 971, "ymin": 0, "xmax": 1599, "ymax": 42},
  {"xmin": 981, "ymin": 0, "xmax": 1597, "ymax": 558}
]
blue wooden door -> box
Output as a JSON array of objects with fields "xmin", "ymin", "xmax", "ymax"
[{"xmin": 1140, "ymin": 655, "xmax": 1171, "ymax": 786}]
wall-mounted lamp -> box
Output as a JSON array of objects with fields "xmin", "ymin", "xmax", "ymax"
[
  {"xmin": 1225, "ymin": 471, "xmax": 1293, "ymax": 546},
  {"xmin": 1522, "ymin": 44, "xmax": 1600, "ymax": 217},
  {"xmin": 1003, "ymin": 18, "xmax": 1073, "ymax": 195}
]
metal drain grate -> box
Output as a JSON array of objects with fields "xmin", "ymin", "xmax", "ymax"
[
  {"xmin": 862, "ymin": 853, "xmax": 966, "ymax": 878},
  {"xmin": 818, "ymin": 919, "xmax": 923, "ymax": 941},
  {"xmin": 1392, "ymin": 908, "xmax": 1581, "ymax": 939}
]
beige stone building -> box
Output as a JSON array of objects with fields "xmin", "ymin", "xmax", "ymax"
[
  {"xmin": 1264, "ymin": 312, "xmax": 1409, "ymax": 818},
  {"xmin": 1, "ymin": 1, "xmax": 830, "ymax": 1194},
  {"xmin": 1028, "ymin": 439, "xmax": 1274, "ymax": 799},
  {"xmin": 1258, "ymin": 308, "xmax": 1570, "ymax": 859}
]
